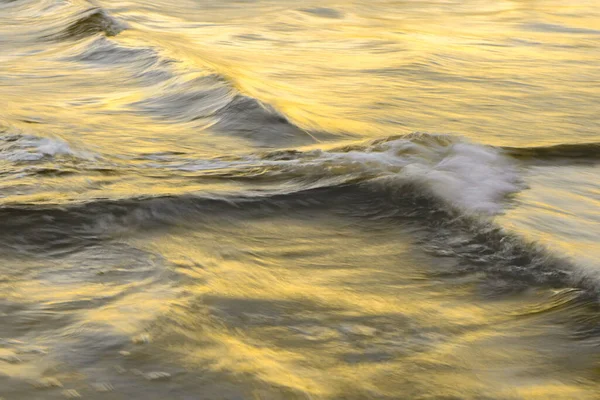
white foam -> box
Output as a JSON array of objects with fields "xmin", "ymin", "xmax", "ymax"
[
  {"xmin": 0, "ymin": 135, "xmax": 94, "ymax": 162},
  {"xmin": 35, "ymin": 138, "xmax": 74, "ymax": 157},
  {"xmin": 316, "ymin": 136, "xmax": 525, "ymax": 214},
  {"xmin": 400, "ymin": 141, "xmax": 524, "ymax": 214}
]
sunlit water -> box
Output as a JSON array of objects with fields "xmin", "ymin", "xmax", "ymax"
[{"xmin": 1, "ymin": 0, "xmax": 600, "ymax": 398}]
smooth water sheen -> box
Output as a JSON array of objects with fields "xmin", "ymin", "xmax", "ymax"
[{"xmin": 1, "ymin": 0, "xmax": 600, "ymax": 399}]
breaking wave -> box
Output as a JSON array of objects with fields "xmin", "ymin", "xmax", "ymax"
[{"xmin": 0, "ymin": 132, "xmax": 591, "ymax": 297}]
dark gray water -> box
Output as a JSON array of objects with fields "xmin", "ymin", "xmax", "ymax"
[{"xmin": 1, "ymin": 0, "xmax": 600, "ymax": 399}]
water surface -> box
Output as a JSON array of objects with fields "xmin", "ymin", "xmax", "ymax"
[{"xmin": 1, "ymin": 0, "xmax": 600, "ymax": 399}]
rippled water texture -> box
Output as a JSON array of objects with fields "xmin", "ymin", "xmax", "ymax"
[{"xmin": 1, "ymin": 0, "xmax": 600, "ymax": 399}]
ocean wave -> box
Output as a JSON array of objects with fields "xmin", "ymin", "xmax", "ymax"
[
  {"xmin": 0, "ymin": 0, "xmax": 126, "ymax": 46},
  {"xmin": 0, "ymin": 133, "xmax": 596, "ymax": 294},
  {"xmin": 131, "ymin": 74, "xmax": 323, "ymax": 146},
  {"xmin": 0, "ymin": 133, "xmax": 94, "ymax": 162},
  {"xmin": 66, "ymin": 36, "xmax": 159, "ymax": 66},
  {"xmin": 164, "ymin": 133, "xmax": 524, "ymax": 215},
  {"xmin": 1, "ymin": 2, "xmax": 327, "ymax": 147},
  {"xmin": 504, "ymin": 142, "xmax": 600, "ymax": 164},
  {"xmin": 0, "ymin": 134, "xmax": 534, "ymax": 279},
  {"xmin": 5, "ymin": 132, "xmax": 597, "ymax": 212},
  {"xmin": 50, "ymin": 8, "xmax": 126, "ymax": 41},
  {"xmin": 0, "ymin": 181, "xmax": 580, "ymax": 294}
]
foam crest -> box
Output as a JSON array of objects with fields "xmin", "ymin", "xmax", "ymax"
[
  {"xmin": 284, "ymin": 135, "xmax": 525, "ymax": 214},
  {"xmin": 0, "ymin": 134, "xmax": 95, "ymax": 162},
  {"xmin": 397, "ymin": 141, "xmax": 525, "ymax": 214}
]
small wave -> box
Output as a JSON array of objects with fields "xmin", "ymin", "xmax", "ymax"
[
  {"xmin": 61, "ymin": 36, "xmax": 175, "ymax": 87},
  {"xmin": 504, "ymin": 142, "xmax": 600, "ymax": 164},
  {"xmin": 0, "ymin": 133, "xmax": 95, "ymax": 162},
  {"xmin": 172, "ymin": 133, "xmax": 524, "ymax": 215},
  {"xmin": 522, "ymin": 22, "xmax": 600, "ymax": 36},
  {"xmin": 299, "ymin": 7, "xmax": 344, "ymax": 19},
  {"xmin": 0, "ymin": 182, "xmax": 580, "ymax": 295},
  {"xmin": 132, "ymin": 74, "xmax": 322, "ymax": 146},
  {"xmin": 0, "ymin": 132, "xmax": 523, "ymax": 216},
  {"xmin": 49, "ymin": 8, "xmax": 126, "ymax": 41},
  {"xmin": 67, "ymin": 36, "xmax": 156, "ymax": 65}
]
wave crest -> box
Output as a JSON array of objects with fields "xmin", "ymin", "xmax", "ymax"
[
  {"xmin": 0, "ymin": 133, "xmax": 95, "ymax": 162},
  {"xmin": 50, "ymin": 8, "xmax": 126, "ymax": 41},
  {"xmin": 504, "ymin": 142, "xmax": 600, "ymax": 164},
  {"xmin": 171, "ymin": 134, "xmax": 525, "ymax": 215}
]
